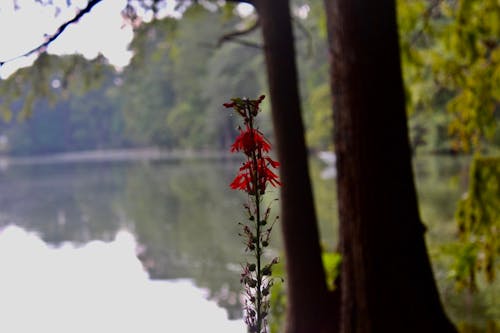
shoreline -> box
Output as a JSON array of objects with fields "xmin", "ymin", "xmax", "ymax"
[{"xmin": 0, "ymin": 148, "xmax": 235, "ymax": 167}]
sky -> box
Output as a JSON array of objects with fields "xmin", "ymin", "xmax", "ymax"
[
  {"xmin": 0, "ymin": 0, "xmax": 135, "ymax": 78},
  {"xmin": 0, "ymin": 0, "xmax": 255, "ymax": 79}
]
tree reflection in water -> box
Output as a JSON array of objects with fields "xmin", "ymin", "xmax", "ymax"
[{"xmin": 0, "ymin": 156, "xmax": 497, "ymax": 330}]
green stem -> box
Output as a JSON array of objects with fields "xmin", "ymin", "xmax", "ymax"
[
  {"xmin": 254, "ymin": 177, "xmax": 262, "ymax": 333},
  {"xmin": 247, "ymin": 100, "xmax": 263, "ymax": 333}
]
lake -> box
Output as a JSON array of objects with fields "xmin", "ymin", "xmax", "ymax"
[{"xmin": 0, "ymin": 153, "xmax": 497, "ymax": 332}]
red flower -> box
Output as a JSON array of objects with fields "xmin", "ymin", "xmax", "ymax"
[
  {"xmin": 257, "ymin": 158, "xmax": 281, "ymax": 190},
  {"xmin": 230, "ymin": 158, "xmax": 281, "ymax": 194},
  {"xmin": 225, "ymin": 94, "xmax": 280, "ymax": 194},
  {"xmin": 230, "ymin": 168, "xmax": 253, "ymax": 192},
  {"xmin": 231, "ymin": 126, "xmax": 271, "ymax": 156}
]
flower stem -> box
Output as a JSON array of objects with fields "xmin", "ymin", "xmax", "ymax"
[
  {"xmin": 248, "ymin": 100, "xmax": 263, "ymax": 333},
  {"xmin": 255, "ymin": 186, "xmax": 262, "ymax": 333}
]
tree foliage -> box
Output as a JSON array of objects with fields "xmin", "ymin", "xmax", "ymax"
[
  {"xmin": 453, "ymin": 156, "xmax": 500, "ymax": 291},
  {"xmin": 398, "ymin": 0, "xmax": 500, "ymax": 153}
]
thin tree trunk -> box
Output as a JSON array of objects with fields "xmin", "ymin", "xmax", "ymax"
[
  {"xmin": 253, "ymin": 0, "xmax": 334, "ymax": 332},
  {"xmin": 323, "ymin": 0, "xmax": 458, "ymax": 332}
]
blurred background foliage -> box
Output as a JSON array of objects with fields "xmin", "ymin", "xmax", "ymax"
[
  {"xmin": 0, "ymin": 0, "xmax": 497, "ymax": 156},
  {"xmin": 0, "ymin": 0, "xmax": 334, "ymax": 155},
  {"xmin": 398, "ymin": 0, "xmax": 499, "ymax": 154}
]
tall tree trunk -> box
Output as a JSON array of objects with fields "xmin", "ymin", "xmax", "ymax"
[
  {"xmin": 253, "ymin": 0, "xmax": 334, "ymax": 332},
  {"xmin": 323, "ymin": 0, "xmax": 458, "ymax": 332}
]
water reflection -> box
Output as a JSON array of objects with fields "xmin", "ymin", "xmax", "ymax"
[
  {"xmin": 0, "ymin": 225, "xmax": 245, "ymax": 333},
  {"xmin": 0, "ymin": 155, "xmax": 497, "ymax": 331},
  {"xmin": 0, "ymin": 160, "xmax": 250, "ymax": 319}
]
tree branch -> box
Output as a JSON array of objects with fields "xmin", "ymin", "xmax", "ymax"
[
  {"xmin": 225, "ymin": 0, "xmax": 254, "ymax": 4},
  {"xmin": 217, "ymin": 18, "xmax": 262, "ymax": 49},
  {"xmin": 0, "ymin": 0, "xmax": 260, "ymax": 67},
  {"xmin": 220, "ymin": 38, "xmax": 262, "ymax": 49},
  {"xmin": 0, "ymin": 0, "xmax": 104, "ymax": 66}
]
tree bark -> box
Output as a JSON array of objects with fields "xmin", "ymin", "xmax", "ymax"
[
  {"xmin": 323, "ymin": 0, "xmax": 458, "ymax": 332},
  {"xmin": 253, "ymin": 0, "xmax": 334, "ymax": 332}
]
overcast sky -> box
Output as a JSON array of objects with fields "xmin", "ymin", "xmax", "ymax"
[
  {"xmin": 0, "ymin": 1, "xmax": 256, "ymax": 79},
  {"xmin": 0, "ymin": 0, "xmax": 134, "ymax": 78}
]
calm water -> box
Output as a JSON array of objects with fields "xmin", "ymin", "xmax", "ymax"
[{"xmin": 0, "ymin": 154, "xmax": 497, "ymax": 332}]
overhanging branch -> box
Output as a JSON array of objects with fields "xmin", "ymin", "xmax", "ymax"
[
  {"xmin": 217, "ymin": 18, "xmax": 261, "ymax": 49},
  {"xmin": 1, "ymin": 0, "xmax": 260, "ymax": 67},
  {"xmin": 0, "ymin": 0, "xmax": 104, "ymax": 66},
  {"xmin": 225, "ymin": 0, "xmax": 254, "ymax": 4}
]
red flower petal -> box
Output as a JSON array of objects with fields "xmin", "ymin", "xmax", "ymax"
[
  {"xmin": 230, "ymin": 127, "xmax": 271, "ymax": 155},
  {"xmin": 265, "ymin": 156, "xmax": 280, "ymax": 168}
]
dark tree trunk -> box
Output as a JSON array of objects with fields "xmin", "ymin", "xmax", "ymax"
[
  {"xmin": 253, "ymin": 0, "xmax": 334, "ymax": 332},
  {"xmin": 323, "ymin": 0, "xmax": 458, "ymax": 332}
]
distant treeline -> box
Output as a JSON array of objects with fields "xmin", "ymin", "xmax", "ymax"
[{"xmin": 0, "ymin": 1, "xmax": 498, "ymax": 156}]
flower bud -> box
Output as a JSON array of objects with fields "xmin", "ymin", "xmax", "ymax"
[
  {"xmin": 247, "ymin": 279, "xmax": 257, "ymax": 288},
  {"xmin": 262, "ymin": 241, "xmax": 269, "ymax": 247},
  {"xmin": 262, "ymin": 267, "xmax": 272, "ymax": 276},
  {"xmin": 248, "ymin": 263, "xmax": 256, "ymax": 271}
]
